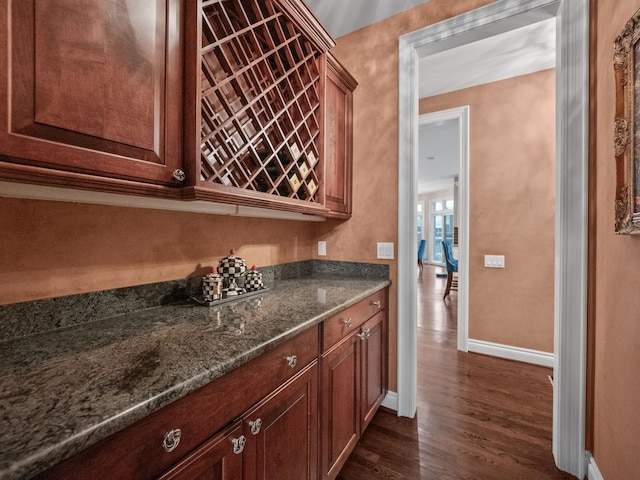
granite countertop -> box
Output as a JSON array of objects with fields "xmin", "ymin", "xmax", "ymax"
[{"xmin": 0, "ymin": 275, "xmax": 389, "ymax": 480}]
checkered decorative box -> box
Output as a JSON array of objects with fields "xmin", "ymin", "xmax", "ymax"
[
  {"xmin": 217, "ymin": 249, "xmax": 247, "ymax": 297},
  {"xmin": 245, "ymin": 265, "xmax": 265, "ymax": 292},
  {"xmin": 202, "ymin": 272, "xmax": 223, "ymax": 301}
]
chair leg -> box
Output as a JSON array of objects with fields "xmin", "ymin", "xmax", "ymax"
[{"xmin": 443, "ymin": 271, "xmax": 452, "ymax": 299}]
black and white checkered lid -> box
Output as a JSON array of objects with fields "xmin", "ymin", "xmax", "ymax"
[{"xmin": 217, "ymin": 249, "xmax": 247, "ymax": 278}]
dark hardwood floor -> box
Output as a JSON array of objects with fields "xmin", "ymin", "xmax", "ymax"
[{"xmin": 336, "ymin": 265, "xmax": 577, "ymax": 480}]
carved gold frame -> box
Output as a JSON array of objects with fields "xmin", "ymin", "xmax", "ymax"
[{"xmin": 614, "ymin": 8, "xmax": 640, "ymax": 234}]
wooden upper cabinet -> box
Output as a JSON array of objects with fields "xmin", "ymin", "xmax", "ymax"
[
  {"xmin": 321, "ymin": 53, "xmax": 357, "ymax": 218},
  {"xmin": 182, "ymin": 0, "xmax": 338, "ymax": 215},
  {"xmin": 0, "ymin": 0, "xmax": 184, "ymax": 191}
]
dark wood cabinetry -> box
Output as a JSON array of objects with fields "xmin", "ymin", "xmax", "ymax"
[
  {"xmin": 157, "ymin": 421, "xmax": 244, "ymax": 480},
  {"xmin": 322, "ymin": 54, "xmax": 357, "ymax": 218},
  {"xmin": 0, "ymin": 0, "xmax": 184, "ymax": 193},
  {"xmin": 320, "ymin": 290, "xmax": 387, "ymax": 480},
  {"xmin": 0, "ymin": 0, "xmax": 355, "ymax": 217},
  {"xmin": 242, "ymin": 363, "xmax": 318, "ymax": 480}
]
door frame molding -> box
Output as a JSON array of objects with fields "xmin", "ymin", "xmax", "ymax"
[{"xmin": 396, "ymin": 0, "xmax": 588, "ymax": 477}]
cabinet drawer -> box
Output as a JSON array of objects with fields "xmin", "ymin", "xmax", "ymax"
[
  {"xmin": 36, "ymin": 326, "xmax": 319, "ymax": 480},
  {"xmin": 322, "ymin": 290, "xmax": 386, "ymax": 352}
]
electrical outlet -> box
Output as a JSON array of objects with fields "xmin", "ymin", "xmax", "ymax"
[
  {"xmin": 484, "ymin": 255, "xmax": 505, "ymax": 268},
  {"xmin": 377, "ymin": 242, "xmax": 394, "ymax": 260},
  {"xmin": 318, "ymin": 241, "xmax": 326, "ymax": 256}
]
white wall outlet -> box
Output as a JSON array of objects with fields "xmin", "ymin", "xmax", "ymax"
[
  {"xmin": 318, "ymin": 241, "xmax": 326, "ymax": 256},
  {"xmin": 377, "ymin": 242, "xmax": 394, "ymax": 260},
  {"xmin": 484, "ymin": 254, "xmax": 505, "ymax": 268}
]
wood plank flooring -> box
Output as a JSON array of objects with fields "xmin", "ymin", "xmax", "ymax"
[{"xmin": 336, "ymin": 265, "xmax": 577, "ymax": 480}]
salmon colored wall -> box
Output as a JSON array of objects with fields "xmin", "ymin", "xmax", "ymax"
[
  {"xmin": 0, "ymin": 198, "xmax": 315, "ymax": 305},
  {"xmin": 319, "ymin": 0, "xmax": 495, "ymax": 392},
  {"xmin": 420, "ymin": 70, "xmax": 556, "ymax": 352},
  {"xmin": 592, "ymin": 1, "xmax": 640, "ymax": 477}
]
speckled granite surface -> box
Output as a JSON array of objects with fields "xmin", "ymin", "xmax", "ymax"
[{"xmin": 0, "ymin": 272, "xmax": 389, "ymax": 480}]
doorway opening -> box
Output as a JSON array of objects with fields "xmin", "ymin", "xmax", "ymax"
[{"xmin": 395, "ymin": 0, "xmax": 589, "ymax": 478}]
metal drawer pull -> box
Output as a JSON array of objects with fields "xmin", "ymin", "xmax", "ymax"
[
  {"xmin": 371, "ymin": 300, "xmax": 381, "ymax": 309},
  {"xmin": 357, "ymin": 332, "xmax": 366, "ymax": 341},
  {"xmin": 232, "ymin": 435, "xmax": 246, "ymax": 455},
  {"xmin": 162, "ymin": 429, "xmax": 182, "ymax": 453},
  {"xmin": 286, "ymin": 355, "xmax": 298, "ymax": 368},
  {"xmin": 365, "ymin": 328, "xmax": 371, "ymax": 338},
  {"xmin": 343, "ymin": 318, "xmax": 352, "ymax": 328},
  {"xmin": 249, "ymin": 418, "xmax": 262, "ymax": 435}
]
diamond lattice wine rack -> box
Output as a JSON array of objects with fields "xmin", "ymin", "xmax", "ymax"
[{"xmin": 197, "ymin": 0, "xmax": 329, "ymax": 209}]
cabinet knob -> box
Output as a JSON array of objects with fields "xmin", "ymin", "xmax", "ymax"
[
  {"xmin": 249, "ymin": 418, "xmax": 262, "ymax": 435},
  {"xmin": 365, "ymin": 328, "xmax": 371, "ymax": 338},
  {"xmin": 232, "ymin": 435, "xmax": 246, "ymax": 455},
  {"xmin": 162, "ymin": 429, "xmax": 182, "ymax": 453},
  {"xmin": 286, "ymin": 355, "xmax": 298, "ymax": 368},
  {"xmin": 343, "ymin": 318, "xmax": 352, "ymax": 328},
  {"xmin": 357, "ymin": 332, "xmax": 366, "ymax": 341},
  {"xmin": 172, "ymin": 169, "xmax": 186, "ymax": 182},
  {"xmin": 371, "ymin": 300, "xmax": 381, "ymax": 309}
]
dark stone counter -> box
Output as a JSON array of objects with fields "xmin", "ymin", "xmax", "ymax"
[{"xmin": 0, "ymin": 264, "xmax": 389, "ymax": 480}]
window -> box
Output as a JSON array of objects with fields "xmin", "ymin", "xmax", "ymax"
[{"xmin": 429, "ymin": 197, "xmax": 454, "ymax": 264}]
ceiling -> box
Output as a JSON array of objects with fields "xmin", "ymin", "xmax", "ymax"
[{"xmin": 305, "ymin": 0, "xmax": 556, "ymax": 195}]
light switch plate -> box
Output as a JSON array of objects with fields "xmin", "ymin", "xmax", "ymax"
[
  {"xmin": 484, "ymin": 254, "xmax": 505, "ymax": 268},
  {"xmin": 318, "ymin": 241, "xmax": 326, "ymax": 256},
  {"xmin": 377, "ymin": 242, "xmax": 394, "ymax": 260}
]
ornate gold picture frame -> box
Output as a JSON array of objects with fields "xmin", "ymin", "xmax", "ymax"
[{"xmin": 614, "ymin": 8, "xmax": 640, "ymax": 234}]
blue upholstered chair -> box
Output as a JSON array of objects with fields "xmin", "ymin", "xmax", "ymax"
[
  {"xmin": 418, "ymin": 239, "xmax": 426, "ymax": 274},
  {"xmin": 442, "ymin": 240, "xmax": 458, "ymax": 299}
]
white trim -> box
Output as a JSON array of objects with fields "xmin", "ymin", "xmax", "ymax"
[
  {"xmin": 553, "ymin": 0, "xmax": 588, "ymax": 478},
  {"xmin": 468, "ymin": 339, "xmax": 555, "ymax": 368},
  {"xmin": 418, "ymin": 106, "xmax": 469, "ymax": 352},
  {"xmin": 586, "ymin": 452, "xmax": 605, "ymax": 480},
  {"xmin": 0, "ymin": 181, "xmax": 326, "ymax": 222},
  {"xmin": 398, "ymin": 1, "xmax": 588, "ymax": 478},
  {"xmin": 381, "ymin": 391, "xmax": 398, "ymax": 411}
]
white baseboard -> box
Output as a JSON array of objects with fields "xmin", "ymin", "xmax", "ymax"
[
  {"xmin": 587, "ymin": 452, "xmax": 605, "ymax": 480},
  {"xmin": 381, "ymin": 390, "xmax": 398, "ymax": 411},
  {"xmin": 467, "ymin": 339, "xmax": 554, "ymax": 368}
]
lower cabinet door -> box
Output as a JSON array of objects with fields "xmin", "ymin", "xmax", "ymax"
[
  {"xmin": 157, "ymin": 421, "xmax": 244, "ymax": 480},
  {"xmin": 360, "ymin": 311, "xmax": 386, "ymax": 433},
  {"xmin": 321, "ymin": 334, "xmax": 360, "ymax": 480},
  {"xmin": 243, "ymin": 362, "xmax": 319, "ymax": 480}
]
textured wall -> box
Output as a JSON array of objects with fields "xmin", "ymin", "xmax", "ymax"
[
  {"xmin": 0, "ymin": 198, "xmax": 315, "ymax": 305},
  {"xmin": 592, "ymin": 1, "xmax": 640, "ymax": 477},
  {"xmin": 420, "ymin": 69, "xmax": 556, "ymax": 353}
]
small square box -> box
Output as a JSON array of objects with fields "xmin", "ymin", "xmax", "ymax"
[
  {"xmin": 307, "ymin": 179, "xmax": 317, "ymax": 196},
  {"xmin": 288, "ymin": 173, "xmax": 301, "ymax": 192}
]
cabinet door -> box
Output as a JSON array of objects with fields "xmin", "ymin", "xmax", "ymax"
[
  {"xmin": 322, "ymin": 54, "xmax": 357, "ymax": 218},
  {"xmin": 360, "ymin": 311, "xmax": 387, "ymax": 433},
  {"xmin": 243, "ymin": 362, "xmax": 318, "ymax": 480},
  {"xmin": 320, "ymin": 333, "xmax": 360, "ymax": 480},
  {"xmin": 157, "ymin": 421, "xmax": 244, "ymax": 480},
  {"xmin": 0, "ymin": 0, "xmax": 184, "ymax": 189}
]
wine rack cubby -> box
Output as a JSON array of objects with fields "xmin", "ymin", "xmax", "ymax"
[{"xmin": 199, "ymin": 0, "xmax": 324, "ymax": 204}]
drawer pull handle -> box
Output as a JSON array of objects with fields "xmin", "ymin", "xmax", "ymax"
[
  {"xmin": 162, "ymin": 429, "xmax": 182, "ymax": 453},
  {"xmin": 343, "ymin": 318, "xmax": 352, "ymax": 328},
  {"xmin": 249, "ymin": 418, "xmax": 262, "ymax": 435},
  {"xmin": 371, "ymin": 300, "xmax": 381, "ymax": 309},
  {"xmin": 357, "ymin": 328, "xmax": 371, "ymax": 341},
  {"xmin": 286, "ymin": 355, "xmax": 298, "ymax": 368},
  {"xmin": 232, "ymin": 435, "xmax": 246, "ymax": 455}
]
